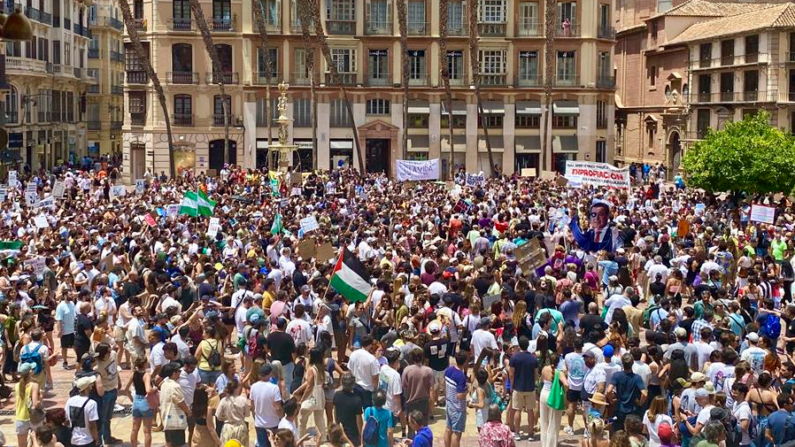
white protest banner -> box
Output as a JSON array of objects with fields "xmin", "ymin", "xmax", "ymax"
[
  {"xmin": 564, "ymin": 161, "xmax": 631, "ymax": 189},
  {"xmin": 109, "ymin": 185, "xmax": 127, "ymax": 200},
  {"xmin": 465, "ymin": 172, "xmax": 486, "ymax": 187},
  {"xmin": 291, "ymin": 187, "xmax": 302, "ymax": 196},
  {"xmin": 0, "ymin": 185, "xmax": 7, "ymax": 202},
  {"xmin": 25, "ymin": 257, "xmax": 46, "ymax": 276},
  {"xmin": 395, "ymin": 159, "xmax": 440, "ymax": 181},
  {"xmin": 25, "ymin": 183, "xmax": 39, "ymax": 206},
  {"xmin": 34, "ymin": 215, "xmax": 49, "ymax": 229},
  {"xmin": 8, "ymin": 171, "xmax": 17, "ymax": 188},
  {"xmin": 750, "ymin": 204, "xmax": 776, "ymax": 224},
  {"xmin": 207, "ymin": 217, "xmax": 222, "ymax": 238},
  {"xmin": 135, "ymin": 179, "xmax": 146, "ymax": 194},
  {"xmin": 300, "ymin": 216, "xmax": 320, "ymax": 234},
  {"xmin": 36, "ymin": 196, "xmax": 55, "ymax": 208},
  {"xmin": 52, "ymin": 180, "xmax": 65, "ymax": 199},
  {"xmin": 167, "ymin": 204, "xmax": 180, "ymax": 217}
]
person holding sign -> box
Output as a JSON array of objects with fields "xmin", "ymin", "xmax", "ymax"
[{"xmin": 569, "ymin": 200, "xmax": 622, "ymax": 253}]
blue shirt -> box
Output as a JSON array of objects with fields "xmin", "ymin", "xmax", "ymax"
[
  {"xmin": 363, "ymin": 406, "xmax": 393, "ymax": 447},
  {"xmin": 598, "ymin": 260, "xmax": 618, "ymax": 286},
  {"xmin": 767, "ymin": 409, "xmax": 795, "ymax": 445},
  {"xmin": 55, "ymin": 301, "xmax": 76, "ymax": 334},
  {"xmin": 610, "ymin": 370, "xmax": 645, "ymax": 414},
  {"xmin": 444, "ymin": 366, "xmax": 467, "ymax": 413},
  {"xmin": 412, "ymin": 426, "xmax": 433, "ymax": 447}
]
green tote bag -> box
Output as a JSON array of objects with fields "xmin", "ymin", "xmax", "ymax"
[{"xmin": 546, "ymin": 370, "xmax": 566, "ymax": 411}]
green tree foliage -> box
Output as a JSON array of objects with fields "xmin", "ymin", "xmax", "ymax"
[{"xmin": 683, "ymin": 112, "xmax": 795, "ymax": 195}]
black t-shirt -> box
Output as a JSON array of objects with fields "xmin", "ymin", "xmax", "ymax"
[
  {"xmin": 75, "ymin": 314, "xmax": 94, "ymax": 348},
  {"xmin": 680, "ymin": 318, "xmax": 695, "ymax": 338},
  {"xmin": 786, "ymin": 316, "xmax": 795, "ymax": 352},
  {"xmin": 266, "ymin": 331, "xmax": 296, "ymax": 365},
  {"xmin": 580, "ymin": 314, "xmax": 606, "ymax": 336},
  {"xmin": 423, "ymin": 339, "xmax": 452, "ymax": 372},
  {"xmin": 509, "ymin": 351, "xmax": 539, "ymax": 392},
  {"xmin": 473, "ymin": 278, "xmax": 490, "ymax": 297},
  {"xmin": 120, "ymin": 281, "xmax": 143, "ymax": 306},
  {"xmin": 333, "ymin": 390, "xmax": 363, "ymax": 447},
  {"xmin": 649, "ymin": 281, "xmax": 666, "ymax": 297}
]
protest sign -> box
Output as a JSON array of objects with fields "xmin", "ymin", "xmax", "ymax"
[
  {"xmin": 144, "ymin": 214, "xmax": 157, "ymax": 227},
  {"xmin": 298, "ymin": 238, "xmax": 316, "ymax": 259},
  {"xmin": 291, "ymin": 187, "xmax": 302, "ymax": 196},
  {"xmin": 135, "ymin": 179, "xmax": 146, "ymax": 194},
  {"xmin": 9, "ymin": 171, "xmax": 17, "ymax": 187},
  {"xmin": 395, "ymin": 159, "xmax": 440, "ymax": 181},
  {"xmin": 465, "ymin": 173, "xmax": 485, "ymax": 187},
  {"xmin": 99, "ymin": 254, "xmax": 114, "ymax": 272},
  {"xmin": 167, "ymin": 204, "xmax": 180, "ymax": 217},
  {"xmin": 36, "ymin": 196, "xmax": 55, "ymax": 208},
  {"xmin": 540, "ymin": 171, "xmax": 557, "ymax": 181},
  {"xmin": 564, "ymin": 161, "xmax": 631, "ymax": 189},
  {"xmin": 0, "ymin": 185, "xmax": 7, "ymax": 202},
  {"xmin": 52, "ymin": 180, "xmax": 65, "ymax": 199},
  {"xmin": 515, "ymin": 238, "xmax": 547, "ymax": 273},
  {"xmin": 316, "ymin": 243, "xmax": 336, "ymax": 262},
  {"xmin": 482, "ymin": 295, "xmax": 501, "ymax": 312},
  {"xmin": 300, "ymin": 216, "xmax": 320, "ymax": 234},
  {"xmin": 25, "ymin": 257, "xmax": 46, "ymax": 276},
  {"xmin": 109, "ymin": 185, "xmax": 127, "ymax": 200},
  {"xmin": 207, "ymin": 217, "xmax": 221, "ymax": 238},
  {"xmin": 25, "ymin": 183, "xmax": 38, "ymax": 205},
  {"xmin": 750, "ymin": 204, "xmax": 776, "ymax": 224},
  {"xmin": 677, "ymin": 219, "xmax": 690, "ymax": 239},
  {"xmin": 520, "ymin": 168, "xmax": 537, "ymax": 177},
  {"xmin": 34, "ymin": 215, "xmax": 49, "ymax": 229}
]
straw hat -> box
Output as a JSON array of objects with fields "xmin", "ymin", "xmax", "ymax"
[{"xmin": 589, "ymin": 392, "xmax": 609, "ymax": 406}]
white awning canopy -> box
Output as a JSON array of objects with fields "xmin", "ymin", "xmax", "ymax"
[
  {"xmin": 408, "ymin": 100, "xmax": 430, "ymax": 114},
  {"xmin": 481, "ymin": 101, "xmax": 505, "ymax": 115},
  {"xmin": 515, "ymin": 135, "xmax": 541, "ymax": 153},
  {"xmin": 441, "ymin": 100, "xmax": 468, "ymax": 116},
  {"xmin": 516, "ymin": 101, "xmax": 542, "ymax": 115},
  {"xmin": 330, "ymin": 140, "xmax": 353, "ymax": 149},
  {"xmin": 553, "ymin": 100, "xmax": 580, "ymax": 116},
  {"xmin": 408, "ymin": 135, "xmax": 430, "ymax": 152},
  {"xmin": 553, "ymin": 135, "xmax": 579, "ymax": 153}
]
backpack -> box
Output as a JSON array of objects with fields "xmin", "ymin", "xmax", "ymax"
[
  {"xmin": 761, "ymin": 314, "xmax": 781, "ymax": 339},
  {"xmin": 642, "ymin": 304, "xmax": 660, "ymax": 329},
  {"xmin": 247, "ymin": 329, "xmax": 264, "ymax": 358},
  {"xmin": 362, "ymin": 407, "xmax": 381, "ymax": 446},
  {"xmin": 20, "ymin": 344, "xmax": 43, "ymax": 375},
  {"xmin": 206, "ymin": 340, "xmax": 222, "ymax": 368}
]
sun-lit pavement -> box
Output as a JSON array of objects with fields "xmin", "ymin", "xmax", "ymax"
[{"xmin": 0, "ymin": 341, "xmax": 586, "ymax": 447}]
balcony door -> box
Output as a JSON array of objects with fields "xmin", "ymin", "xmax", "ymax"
[{"xmin": 172, "ymin": 43, "xmax": 193, "ymax": 73}]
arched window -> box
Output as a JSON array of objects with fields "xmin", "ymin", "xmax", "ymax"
[
  {"xmin": 5, "ymin": 86, "xmax": 18, "ymax": 124},
  {"xmin": 172, "ymin": 43, "xmax": 193, "ymax": 73}
]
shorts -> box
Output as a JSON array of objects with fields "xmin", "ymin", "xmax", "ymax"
[
  {"xmin": 567, "ymin": 389, "xmax": 582, "ymax": 403},
  {"xmin": 114, "ymin": 326, "xmax": 127, "ymax": 345},
  {"xmin": 511, "ymin": 390, "xmax": 537, "ymax": 411},
  {"xmin": 60, "ymin": 333, "xmax": 75, "ymax": 348},
  {"xmin": 132, "ymin": 395, "xmax": 154, "ymax": 419},
  {"xmin": 15, "ymin": 420, "xmax": 30, "ymax": 435},
  {"xmin": 446, "ymin": 408, "xmax": 466, "ymax": 433},
  {"xmin": 164, "ymin": 429, "xmax": 186, "ymax": 447},
  {"xmin": 433, "ymin": 370, "xmax": 445, "ymax": 390}
]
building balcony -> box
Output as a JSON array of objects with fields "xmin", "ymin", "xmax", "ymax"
[
  {"xmin": 173, "ymin": 114, "xmax": 194, "ymax": 126},
  {"xmin": 253, "ymin": 72, "xmax": 280, "ymax": 85},
  {"xmin": 689, "ymin": 90, "xmax": 770, "ymax": 103},
  {"xmin": 73, "ymin": 67, "xmax": 83, "ymax": 78},
  {"xmin": 74, "ymin": 23, "xmax": 92, "ymax": 38},
  {"xmin": 65, "ymin": 18, "xmax": 71, "ymax": 30},
  {"xmin": 109, "ymin": 17, "xmax": 124, "ymax": 31},
  {"xmin": 168, "ymin": 18, "xmax": 195, "ymax": 31},
  {"xmin": 263, "ymin": 20, "xmax": 281, "ymax": 33},
  {"xmin": 212, "ymin": 114, "xmax": 238, "ymax": 126},
  {"xmin": 554, "ymin": 74, "xmax": 580, "ymax": 87},
  {"xmin": 448, "ymin": 76, "xmax": 467, "ymax": 86},
  {"xmin": 408, "ymin": 75, "xmax": 428, "ymax": 86},
  {"xmin": 327, "ymin": 72, "xmax": 356, "ymax": 85},
  {"xmin": 367, "ymin": 73, "xmax": 391, "ymax": 86},
  {"xmin": 52, "ymin": 64, "xmax": 62, "ymax": 75},
  {"xmin": 167, "ymin": 72, "xmax": 199, "ymax": 84},
  {"xmin": 290, "ymin": 20, "xmax": 314, "ymax": 34},
  {"xmin": 290, "ymin": 72, "xmax": 312, "ymax": 85},
  {"xmin": 327, "ymin": 19, "xmax": 356, "ymax": 34},
  {"xmin": 694, "ymin": 53, "xmax": 768, "ymax": 69},
  {"xmin": 556, "ymin": 24, "xmax": 580, "ymax": 37},
  {"xmin": 478, "ymin": 22, "xmax": 506, "ymax": 36},
  {"xmin": 131, "ymin": 18, "xmax": 146, "ymax": 31},
  {"xmin": 598, "ymin": 26, "xmax": 616, "ymax": 39},
  {"xmin": 127, "ymin": 70, "xmax": 148, "ymax": 84},
  {"xmin": 211, "ymin": 16, "xmax": 236, "ymax": 32},
  {"xmin": 480, "ymin": 74, "xmax": 507, "ymax": 86},
  {"xmin": 131, "ymin": 113, "xmax": 146, "ymax": 126},
  {"xmin": 365, "ymin": 19, "xmax": 392, "ymax": 35},
  {"xmin": 111, "ymin": 121, "xmax": 123, "ymax": 130},
  {"xmin": 408, "ymin": 21, "xmax": 429, "ymax": 35},
  {"xmin": 6, "ymin": 56, "xmax": 47, "ymax": 75},
  {"xmin": 206, "ymin": 72, "xmax": 239, "ymax": 84},
  {"xmin": 24, "ymin": 6, "xmax": 40, "ymax": 23},
  {"xmin": 111, "ymin": 51, "xmax": 124, "ymax": 63},
  {"xmin": 90, "ymin": 16, "xmax": 123, "ymax": 31},
  {"xmin": 88, "ymin": 48, "xmax": 100, "ymax": 59},
  {"xmin": 40, "ymin": 11, "xmax": 52, "ymax": 26},
  {"xmin": 87, "ymin": 85, "xmax": 100, "ymax": 94},
  {"xmin": 517, "ymin": 20, "xmax": 540, "ymax": 37},
  {"xmin": 88, "ymin": 121, "xmax": 101, "ymax": 130},
  {"xmin": 516, "ymin": 76, "xmax": 541, "ymax": 87},
  {"xmin": 112, "ymin": 85, "xmax": 124, "ymax": 95},
  {"xmin": 597, "ymin": 76, "xmax": 616, "ymax": 89},
  {"xmin": 448, "ymin": 23, "xmax": 468, "ymax": 36}
]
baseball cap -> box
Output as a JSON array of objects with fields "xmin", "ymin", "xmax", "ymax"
[
  {"xmin": 695, "ymin": 388, "xmax": 709, "ymax": 399},
  {"xmin": 18, "ymin": 362, "xmax": 36, "ymax": 375},
  {"xmin": 602, "ymin": 345, "xmax": 614, "ymax": 358},
  {"xmin": 75, "ymin": 375, "xmax": 97, "ymax": 391},
  {"xmin": 746, "ymin": 332, "xmax": 759, "ymax": 342},
  {"xmin": 582, "ymin": 350, "xmax": 596, "ymax": 359},
  {"xmin": 259, "ymin": 363, "xmax": 273, "ymax": 377},
  {"xmin": 658, "ymin": 423, "xmax": 673, "ymax": 444},
  {"xmin": 690, "ymin": 372, "xmax": 707, "ymax": 383},
  {"xmin": 428, "ymin": 321, "xmax": 441, "ymax": 334}
]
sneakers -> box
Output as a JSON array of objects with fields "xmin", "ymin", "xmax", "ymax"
[
  {"xmin": 564, "ymin": 426, "xmax": 575, "ymax": 436},
  {"xmin": 62, "ymin": 362, "xmax": 70, "ymax": 370},
  {"xmin": 513, "ymin": 434, "xmax": 523, "ymax": 441}
]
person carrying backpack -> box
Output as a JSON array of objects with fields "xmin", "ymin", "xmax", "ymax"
[
  {"xmin": 362, "ymin": 389, "xmax": 394, "ymax": 447},
  {"xmin": 20, "ymin": 329, "xmax": 50, "ymax": 390},
  {"xmin": 196, "ymin": 327, "xmax": 224, "ymax": 385}
]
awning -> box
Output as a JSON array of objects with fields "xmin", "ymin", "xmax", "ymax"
[
  {"xmin": 441, "ymin": 100, "xmax": 467, "ymax": 116},
  {"xmin": 441, "ymin": 134, "xmax": 467, "ymax": 151},
  {"xmin": 330, "ymin": 140, "xmax": 353, "ymax": 149},
  {"xmin": 408, "ymin": 100, "xmax": 430, "ymax": 114},
  {"xmin": 481, "ymin": 101, "xmax": 505, "ymax": 114},
  {"xmin": 0, "ymin": 149, "xmax": 23, "ymax": 163},
  {"xmin": 408, "ymin": 135, "xmax": 430, "ymax": 152},
  {"xmin": 516, "ymin": 101, "xmax": 542, "ymax": 115},
  {"xmin": 553, "ymin": 135, "xmax": 579, "ymax": 153},
  {"xmin": 553, "ymin": 100, "xmax": 580, "ymax": 116},
  {"xmin": 515, "ymin": 135, "xmax": 541, "ymax": 153},
  {"xmin": 478, "ymin": 136, "xmax": 505, "ymax": 152},
  {"xmin": 257, "ymin": 140, "xmax": 269, "ymax": 149}
]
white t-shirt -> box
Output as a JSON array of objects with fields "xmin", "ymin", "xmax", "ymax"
[
  {"xmin": 740, "ymin": 346, "xmax": 767, "ymax": 376},
  {"xmin": 171, "ymin": 334, "xmax": 191, "ymax": 360},
  {"xmin": 65, "ymin": 395, "xmax": 99, "ymax": 446},
  {"xmin": 378, "ymin": 364, "xmax": 403, "ymax": 414},
  {"xmin": 149, "ymin": 342, "xmax": 166, "ymax": 373},
  {"xmin": 251, "ymin": 381, "xmax": 283, "ymax": 428},
  {"xmin": 471, "ymin": 329, "xmax": 498, "ymax": 360},
  {"xmin": 286, "ymin": 319, "xmax": 313, "ymax": 346},
  {"xmin": 696, "ymin": 404, "xmax": 715, "ymax": 427},
  {"xmin": 693, "ymin": 342, "xmax": 715, "ymax": 371},
  {"xmin": 278, "ymin": 417, "xmax": 298, "ymax": 438},
  {"xmin": 348, "ymin": 348, "xmax": 380, "ymax": 391},
  {"xmin": 642, "ymin": 411, "xmax": 673, "ymax": 447},
  {"xmin": 23, "ymin": 341, "xmax": 49, "ymax": 374},
  {"xmin": 179, "ymin": 368, "xmax": 200, "ymax": 407},
  {"xmin": 235, "ymin": 305, "xmax": 249, "ymax": 334},
  {"xmin": 732, "ymin": 400, "xmax": 754, "ymax": 446},
  {"xmin": 159, "ymin": 296, "xmax": 182, "ymax": 314}
]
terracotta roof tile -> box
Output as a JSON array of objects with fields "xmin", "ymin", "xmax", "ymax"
[
  {"xmin": 667, "ymin": 3, "xmax": 795, "ymax": 44},
  {"xmin": 660, "ymin": 0, "xmax": 781, "ymax": 17}
]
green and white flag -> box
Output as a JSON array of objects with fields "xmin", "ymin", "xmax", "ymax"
[
  {"xmin": 197, "ymin": 190, "xmax": 216, "ymax": 217},
  {"xmin": 179, "ymin": 191, "xmax": 198, "ymax": 217},
  {"xmin": 270, "ymin": 213, "xmax": 283, "ymax": 235}
]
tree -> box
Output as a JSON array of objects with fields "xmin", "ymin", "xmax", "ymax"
[
  {"xmin": 439, "ymin": 0, "xmax": 455, "ymax": 179},
  {"xmin": 119, "ymin": 0, "xmax": 175, "ymax": 178},
  {"xmin": 297, "ymin": 0, "xmax": 318, "ymax": 170},
  {"xmin": 467, "ymin": 0, "xmax": 495, "ymax": 177},
  {"xmin": 397, "ymin": 0, "xmax": 409, "ymax": 161},
  {"xmin": 251, "ymin": 0, "xmax": 273, "ymax": 169},
  {"xmin": 189, "ymin": 0, "xmax": 230, "ymax": 165},
  {"xmin": 682, "ymin": 112, "xmax": 795, "ymax": 195},
  {"xmin": 542, "ymin": 0, "xmax": 557, "ymax": 172}
]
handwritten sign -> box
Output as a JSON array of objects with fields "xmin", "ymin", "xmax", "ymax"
[
  {"xmin": 24, "ymin": 257, "xmax": 46, "ymax": 276},
  {"xmin": 109, "ymin": 185, "xmax": 127, "ymax": 200},
  {"xmin": 9, "ymin": 171, "xmax": 17, "ymax": 188},
  {"xmin": 300, "ymin": 216, "xmax": 320, "ymax": 234},
  {"xmin": 144, "ymin": 214, "xmax": 157, "ymax": 227},
  {"xmin": 315, "ymin": 243, "xmax": 336, "ymax": 262},
  {"xmin": 135, "ymin": 179, "xmax": 146, "ymax": 194},
  {"xmin": 34, "ymin": 215, "xmax": 49, "ymax": 229},
  {"xmin": 750, "ymin": 204, "xmax": 776, "ymax": 224},
  {"xmin": 298, "ymin": 238, "xmax": 316, "ymax": 260},
  {"xmin": 52, "ymin": 180, "xmax": 65, "ymax": 199},
  {"xmin": 465, "ymin": 173, "xmax": 485, "ymax": 187},
  {"xmin": 207, "ymin": 217, "xmax": 221, "ymax": 238}
]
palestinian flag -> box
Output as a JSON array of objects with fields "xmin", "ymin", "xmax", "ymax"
[
  {"xmin": 179, "ymin": 191, "xmax": 198, "ymax": 217},
  {"xmin": 330, "ymin": 247, "xmax": 371, "ymax": 302},
  {"xmin": 197, "ymin": 190, "xmax": 216, "ymax": 217}
]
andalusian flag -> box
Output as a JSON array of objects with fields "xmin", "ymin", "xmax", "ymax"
[
  {"xmin": 179, "ymin": 191, "xmax": 198, "ymax": 217},
  {"xmin": 270, "ymin": 213, "xmax": 283, "ymax": 235},
  {"xmin": 269, "ymin": 171, "xmax": 280, "ymax": 196},
  {"xmin": 330, "ymin": 247, "xmax": 372, "ymax": 302},
  {"xmin": 0, "ymin": 240, "xmax": 23, "ymax": 250},
  {"xmin": 197, "ymin": 190, "xmax": 216, "ymax": 217}
]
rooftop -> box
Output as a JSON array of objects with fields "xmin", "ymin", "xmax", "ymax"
[{"xmin": 667, "ymin": 2, "xmax": 795, "ymax": 44}]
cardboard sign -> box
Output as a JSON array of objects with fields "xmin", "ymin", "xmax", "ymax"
[
  {"xmin": 109, "ymin": 185, "xmax": 127, "ymax": 200},
  {"xmin": 300, "ymin": 216, "xmax": 320, "ymax": 234},
  {"xmin": 52, "ymin": 180, "xmax": 65, "ymax": 199},
  {"xmin": 677, "ymin": 219, "xmax": 690, "ymax": 238},
  {"xmin": 135, "ymin": 179, "xmax": 146, "ymax": 194},
  {"xmin": 207, "ymin": 217, "xmax": 221, "ymax": 238},
  {"xmin": 298, "ymin": 238, "xmax": 316, "ymax": 260},
  {"xmin": 34, "ymin": 215, "xmax": 49, "ymax": 229},
  {"xmin": 144, "ymin": 214, "xmax": 157, "ymax": 227},
  {"xmin": 315, "ymin": 243, "xmax": 336, "ymax": 262},
  {"xmin": 556, "ymin": 176, "xmax": 569, "ymax": 187},
  {"xmin": 8, "ymin": 171, "xmax": 17, "ymax": 188},
  {"xmin": 291, "ymin": 187, "xmax": 302, "ymax": 196},
  {"xmin": 99, "ymin": 253, "xmax": 114, "ymax": 272},
  {"xmin": 482, "ymin": 294, "xmax": 501, "ymax": 312},
  {"xmin": 24, "ymin": 257, "xmax": 46, "ymax": 276},
  {"xmin": 520, "ymin": 168, "xmax": 537, "ymax": 177},
  {"xmin": 750, "ymin": 204, "xmax": 776, "ymax": 224},
  {"xmin": 515, "ymin": 238, "xmax": 547, "ymax": 273},
  {"xmin": 539, "ymin": 171, "xmax": 557, "ymax": 181}
]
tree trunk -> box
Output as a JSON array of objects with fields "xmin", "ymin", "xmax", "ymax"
[
  {"xmin": 542, "ymin": 0, "xmax": 557, "ymax": 172},
  {"xmin": 119, "ymin": 0, "xmax": 175, "ymax": 178},
  {"xmin": 439, "ymin": 0, "xmax": 455, "ymax": 180},
  {"xmin": 397, "ymin": 0, "xmax": 409, "ymax": 161},
  {"xmin": 310, "ymin": 0, "xmax": 365, "ymax": 173},
  {"xmin": 298, "ymin": 0, "xmax": 318, "ymax": 171},
  {"xmin": 251, "ymin": 0, "xmax": 273, "ymax": 170},
  {"xmin": 189, "ymin": 0, "xmax": 230, "ymax": 165},
  {"xmin": 468, "ymin": 0, "xmax": 495, "ymax": 177}
]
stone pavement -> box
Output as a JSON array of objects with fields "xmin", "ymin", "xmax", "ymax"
[{"xmin": 0, "ymin": 343, "xmax": 587, "ymax": 447}]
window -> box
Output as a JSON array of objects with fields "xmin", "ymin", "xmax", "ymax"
[
  {"xmin": 518, "ymin": 51, "xmax": 539, "ymax": 84},
  {"xmin": 213, "ymin": 95, "xmax": 232, "ymax": 122},
  {"xmin": 553, "ymin": 115, "xmax": 577, "ymax": 128},
  {"xmin": 368, "ymin": 49, "xmax": 389, "ymax": 83},
  {"xmin": 721, "ymin": 40, "xmax": 734, "ymax": 66},
  {"xmin": 66, "ymin": 92, "xmax": 74, "ymax": 122},
  {"xmin": 53, "ymin": 40, "xmax": 61, "ymax": 64},
  {"xmin": 657, "ymin": 0, "xmax": 672, "ymax": 12},
  {"xmin": 214, "ymin": 44, "xmax": 233, "ymax": 73},
  {"xmin": 257, "ymin": 47, "xmax": 278, "ymax": 79},
  {"xmin": 407, "ymin": 114, "xmax": 429, "ymax": 128},
  {"xmin": 558, "ymin": 2, "xmax": 576, "ymax": 26},
  {"xmin": 5, "ymin": 86, "xmax": 17, "ymax": 124},
  {"xmin": 519, "ymin": 2, "xmax": 538, "ymax": 34},
  {"xmin": 125, "ymin": 43, "xmax": 148, "ymax": 71},
  {"xmin": 556, "ymin": 51, "xmax": 576, "ymax": 84},
  {"xmin": 441, "ymin": 114, "xmax": 467, "ymax": 128},
  {"xmin": 478, "ymin": 114, "xmax": 503, "ymax": 127},
  {"xmin": 366, "ymin": 98, "xmax": 390, "ymax": 115},
  {"xmin": 596, "ymin": 140, "xmax": 606, "ymax": 163},
  {"xmin": 408, "ymin": 0, "xmax": 426, "ymax": 33},
  {"xmin": 479, "ymin": 0, "xmax": 506, "ymax": 22},
  {"xmin": 172, "ymin": 43, "xmax": 193, "ymax": 72},
  {"xmin": 408, "ymin": 50, "xmax": 426, "ymax": 81},
  {"xmin": 327, "ymin": 0, "xmax": 355, "ymax": 21},
  {"xmin": 133, "ymin": 0, "xmax": 143, "ymax": 19},
  {"xmin": 745, "ymin": 35, "xmax": 759, "ymax": 63},
  {"xmin": 598, "ymin": 4, "xmax": 610, "ymax": 37},
  {"xmin": 262, "ymin": 0, "xmax": 281, "ymax": 25},
  {"xmin": 699, "ymin": 43, "xmax": 712, "ymax": 68},
  {"xmin": 26, "ymin": 37, "xmax": 36, "ymax": 59},
  {"xmin": 173, "ymin": 0, "xmax": 190, "ymax": 21},
  {"xmin": 596, "ymin": 100, "xmax": 607, "ymax": 128},
  {"xmin": 129, "ymin": 91, "xmax": 146, "ymax": 124},
  {"xmin": 331, "ymin": 48, "xmax": 356, "ymax": 72},
  {"xmin": 213, "ymin": 0, "xmax": 231, "ymax": 20},
  {"xmin": 598, "ymin": 52, "xmax": 611, "ymax": 82},
  {"xmin": 294, "ymin": 98, "xmax": 311, "ymax": 127},
  {"xmin": 649, "ymin": 66, "xmax": 656, "ymax": 86},
  {"xmin": 479, "ymin": 50, "xmax": 506, "ymax": 77},
  {"xmin": 5, "ymin": 41, "xmax": 21, "ymax": 57},
  {"xmin": 448, "ymin": 1, "xmax": 465, "ymax": 33},
  {"xmin": 647, "ymin": 122, "xmax": 655, "ymax": 147},
  {"xmin": 174, "ymin": 94, "xmax": 192, "ymax": 115},
  {"xmin": 64, "ymin": 42, "xmax": 71, "ymax": 67},
  {"xmin": 368, "ymin": 0, "xmax": 390, "ymax": 25},
  {"xmin": 255, "ymin": 98, "xmax": 278, "ymax": 126},
  {"xmin": 515, "ymin": 115, "xmax": 540, "ymax": 128},
  {"xmin": 744, "ymin": 70, "xmax": 759, "ymax": 100},
  {"xmin": 696, "ymin": 109, "xmax": 710, "ymax": 138},
  {"xmin": 698, "ymin": 74, "xmax": 711, "ymax": 101},
  {"xmin": 447, "ymin": 51, "xmax": 464, "ymax": 82},
  {"xmin": 330, "ymin": 98, "xmax": 352, "ymax": 127}
]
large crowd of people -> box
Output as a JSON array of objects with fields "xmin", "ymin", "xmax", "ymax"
[{"xmin": 2, "ymin": 162, "xmax": 795, "ymax": 447}]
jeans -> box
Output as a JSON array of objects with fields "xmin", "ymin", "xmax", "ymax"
[
  {"xmin": 198, "ymin": 369, "xmax": 222, "ymax": 385},
  {"xmin": 255, "ymin": 426, "xmax": 277, "ymax": 447},
  {"xmin": 282, "ymin": 362, "xmax": 295, "ymax": 387},
  {"xmin": 99, "ymin": 389, "xmax": 118, "ymax": 444}
]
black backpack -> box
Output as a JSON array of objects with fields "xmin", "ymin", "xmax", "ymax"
[{"xmin": 207, "ymin": 340, "xmax": 222, "ymax": 368}]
